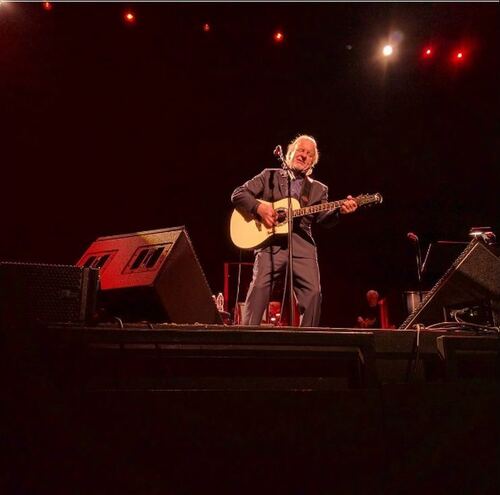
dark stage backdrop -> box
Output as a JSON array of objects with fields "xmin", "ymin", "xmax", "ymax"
[{"xmin": 1, "ymin": 3, "xmax": 498, "ymax": 327}]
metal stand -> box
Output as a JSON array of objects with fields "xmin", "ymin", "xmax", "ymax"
[
  {"xmin": 274, "ymin": 145, "xmax": 296, "ymax": 325},
  {"xmin": 415, "ymin": 240, "xmax": 423, "ymax": 298},
  {"xmin": 284, "ymin": 166, "xmax": 295, "ymax": 326},
  {"xmin": 409, "ymin": 233, "xmax": 424, "ymax": 300}
]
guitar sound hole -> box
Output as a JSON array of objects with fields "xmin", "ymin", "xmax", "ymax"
[{"xmin": 276, "ymin": 209, "xmax": 287, "ymax": 224}]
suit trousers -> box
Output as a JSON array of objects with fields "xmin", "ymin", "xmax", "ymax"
[{"xmin": 242, "ymin": 248, "xmax": 322, "ymax": 327}]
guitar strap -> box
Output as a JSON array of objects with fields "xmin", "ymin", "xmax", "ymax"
[{"xmin": 300, "ymin": 178, "xmax": 313, "ymax": 206}]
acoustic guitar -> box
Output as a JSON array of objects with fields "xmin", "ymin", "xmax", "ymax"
[{"xmin": 230, "ymin": 193, "xmax": 383, "ymax": 249}]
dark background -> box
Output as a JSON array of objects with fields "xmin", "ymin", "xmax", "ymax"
[{"xmin": 1, "ymin": 2, "xmax": 498, "ymax": 327}]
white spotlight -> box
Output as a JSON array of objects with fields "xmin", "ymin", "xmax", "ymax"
[{"xmin": 382, "ymin": 45, "xmax": 393, "ymax": 57}]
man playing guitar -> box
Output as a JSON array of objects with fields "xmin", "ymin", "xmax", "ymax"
[{"xmin": 231, "ymin": 134, "xmax": 358, "ymax": 327}]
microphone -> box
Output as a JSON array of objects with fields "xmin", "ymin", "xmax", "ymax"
[
  {"xmin": 273, "ymin": 145, "xmax": 283, "ymax": 158},
  {"xmin": 407, "ymin": 232, "xmax": 422, "ymax": 284},
  {"xmin": 274, "ymin": 143, "xmax": 294, "ymax": 178},
  {"xmin": 407, "ymin": 232, "xmax": 418, "ymax": 242}
]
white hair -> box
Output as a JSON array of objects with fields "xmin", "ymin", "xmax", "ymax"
[{"xmin": 285, "ymin": 134, "xmax": 319, "ymax": 176}]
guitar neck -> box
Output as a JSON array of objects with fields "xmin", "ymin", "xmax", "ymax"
[
  {"xmin": 292, "ymin": 200, "xmax": 344, "ymax": 218},
  {"xmin": 292, "ymin": 194, "xmax": 380, "ymax": 218}
]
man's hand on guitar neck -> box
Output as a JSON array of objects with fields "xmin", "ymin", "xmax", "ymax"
[
  {"xmin": 256, "ymin": 202, "xmax": 277, "ymax": 228},
  {"xmin": 340, "ymin": 195, "xmax": 358, "ymax": 214}
]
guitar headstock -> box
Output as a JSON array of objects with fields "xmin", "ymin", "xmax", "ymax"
[{"xmin": 355, "ymin": 193, "xmax": 383, "ymax": 207}]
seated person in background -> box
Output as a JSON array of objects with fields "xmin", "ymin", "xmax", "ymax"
[{"xmin": 356, "ymin": 289, "xmax": 381, "ymax": 328}]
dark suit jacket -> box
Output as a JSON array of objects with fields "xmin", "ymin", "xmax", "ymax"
[{"xmin": 231, "ymin": 168, "xmax": 339, "ymax": 258}]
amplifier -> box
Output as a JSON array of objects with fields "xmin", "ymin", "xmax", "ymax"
[
  {"xmin": 77, "ymin": 227, "xmax": 222, "ymax": 324},
  {"xmin": 0, "ymin": 262, "xmax": 99, "ymax": 327},
  {"xmin": 399, "ymin": 240, "xmax": 500, "ymax": 329}
]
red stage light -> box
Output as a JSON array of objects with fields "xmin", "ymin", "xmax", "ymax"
[
  {"xmin": 203, "ymin": 23, "xmax": 210, "ymax": 33},
  {"xmin": 43, "ymin": 2, "xmax": 53, "ymax": 10},
  {"xmin": 451, "ymin": 38, "xmax": 476, "ymax": 65},
  {"xmin": 421, "ymin": 46, "xmax": 435, "ymax": 61},
  {"xmin": 274, "ymin": 31, "xmax": 284, "ymax": 43},
  {"xmin": 124, "ymin": 11, "xmax": 136, "ymax": 24},
  {"xmin": 451, "ymin": 50, "xmax": 466, "ymax": 64}
]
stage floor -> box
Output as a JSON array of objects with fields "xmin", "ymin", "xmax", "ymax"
[
  {"xmin": 1, "ymin": 322, "xmax": 499, "ymax": 494},
  {"xmin": 4, "ymin": 322, "xmax": 496, "ymax": 390}
]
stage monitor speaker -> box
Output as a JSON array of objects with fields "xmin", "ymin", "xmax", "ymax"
[
  {"xmin": 0, "ymin": 263, "xmax": 99, "ymax": 328},
  {"xmin": 399, "ymin": 240, "xmax": 500, "ymax": 329},
  {"xmin": 77, "ymin": 226, "xmax": 222, "ymax": 324}
]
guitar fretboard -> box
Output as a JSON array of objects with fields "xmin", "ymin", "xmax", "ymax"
[{"xmin": 292, "ymin": 194, "xmax": 380, "ymax": 218}]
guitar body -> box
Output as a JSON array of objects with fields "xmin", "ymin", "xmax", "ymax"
[{"xmin": 230, "ymin": 198, "xmax": 300, "ymax": 250}]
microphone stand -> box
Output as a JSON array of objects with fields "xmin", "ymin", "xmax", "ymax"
[
  {"xmin": 413, "ymin": 237, "xmax": 424, "ymax": 302},
  {"xmin": 420, "ymin": 243, "xmax": 432, "ymax": 279},
  {"xmin": 418, "ymin": 242, "xmax": 431, "ymax": 304},
  {"xmin": 416, "ymin": 242, "xmax": 423, "ymax": 289},
  {"xmin": 275, "ymin": 146, "xmax": 296, "ymax": 326}
]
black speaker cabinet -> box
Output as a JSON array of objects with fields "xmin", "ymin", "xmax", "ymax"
[
  {"xmin": 400, "ymin": 240, "xmax": 500, "ymax": 329},
  {"xmin": 77, "ymin": 226, "xmax": 222, "ymax": 324},
  {"xmin": 0, "ymin": 262, "xmax": 99, "ymax": 327}
]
